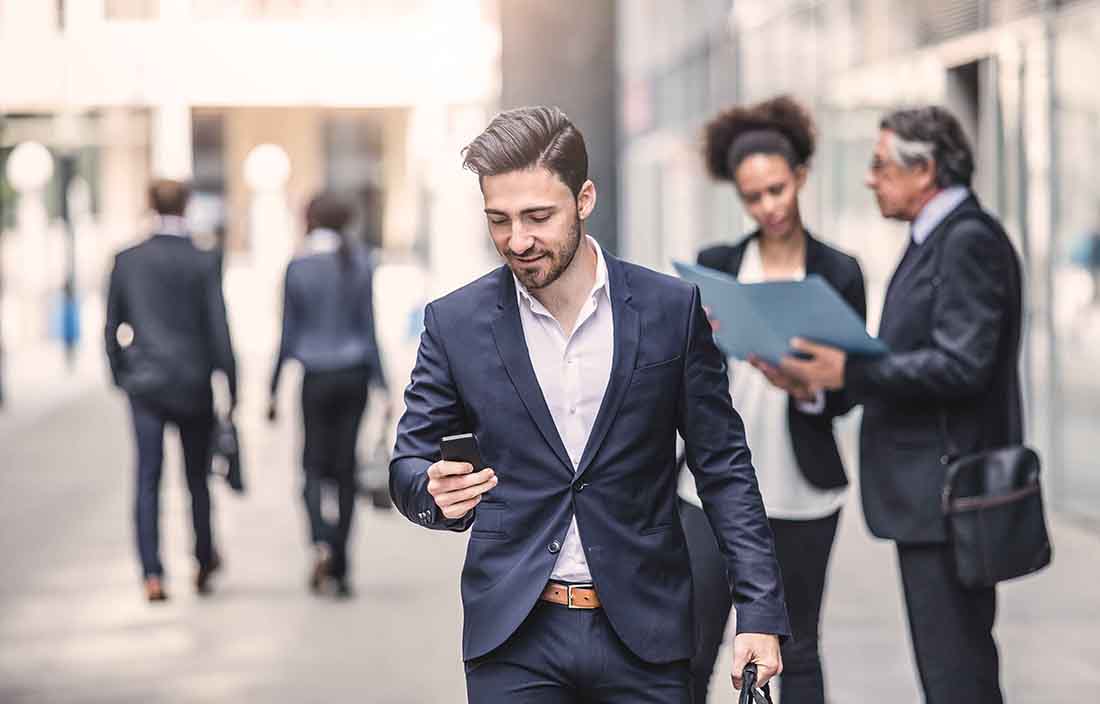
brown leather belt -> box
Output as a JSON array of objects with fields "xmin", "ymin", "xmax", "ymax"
[{"xmin": 540, "ymin": 582, "xmax": 601, "ymax": 609}]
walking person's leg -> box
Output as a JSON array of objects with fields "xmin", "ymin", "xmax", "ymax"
[
  {"xmin": 329, "ymin": 368, "xmax": 370, "ymax": 591},
  {"xmin": 897, "ymin": 542, "xmax": 1003, "ymax": 704},
  {"xmin": 129, "ymin": 398, "xmax": 167, "ymax": 597},
  {"xmin": 301, "ymin": 371, "xmax": 335, "ymax": 589},
  {"xmin": 768, "ymin": 511, "xmax": 840, "ymax": 704},
  {"xmin": 679, "ymin": 499, "xmax": 733, "ymax": 703},
  {"xmin": 178, "ymin": 409, "xmax": 218, "ymax": 592}
]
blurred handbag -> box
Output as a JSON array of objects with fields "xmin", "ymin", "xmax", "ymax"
[
  {"xmin": 941, "ymin": 441, "xmax": 1051, "ymax": 588},
  {"xmin": 357, "ymin": 393, "xmax": 393, "ymax": 509},
  {"xmin": 738, "ymin": 663, "xmax": 773, "ymax": 704},
  {"xmin": 210, "ymin": 412, "xmax": 244, "ymax": 493}
]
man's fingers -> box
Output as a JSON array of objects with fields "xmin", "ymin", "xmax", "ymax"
[
  {"xmin": 436, "ymin": 474, "xmax": 498, "ymax": 506},
  {"xmin": 427, "ymin": 460, "xmax": 474, "ymax": 479},
  {"xmin": 789, "ymin": 336, "xmax": 821, "ymax": 354},
  {"xmin": 431, "ymin": 468, "xmax": 495, "ymax": 495},
  {"xmin": 755, "ymin": 651, "xmax": 782, "ymax": 687},
  {"xmin": 730, "ymin": 643, "xmax": 750, "ymax": 691},
  {"xmin": 779, "ymin": 355, "xmax": 813, "ymax": 379},
  {"xmin": 440, "ymin": 494, "xmax": 482, "ymax": 519}
]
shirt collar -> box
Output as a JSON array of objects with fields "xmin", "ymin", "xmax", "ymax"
[
  {"xmin": 911, "ymin": 186, "xmax": 970, "ymax": 245},
  {"xmin": 305, "ymin": 228, "xmax": 342, "ymax": 254},
  {"xmin": 514, "ymin": 235, "xmax": 609, "ymax": 315},
  {"xmin": 155, "ymin": 215, "xmax": 190, "ymax": 237}
]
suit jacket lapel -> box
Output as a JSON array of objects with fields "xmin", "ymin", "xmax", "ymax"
[
  {"xmin": 885, "ymin": 196, "xmax": 979, "ymax": 313},
  {"xmin": 490, "ymin": 269, "xmax": 574, "ymax": 474},
  {"xmin": 573, "ymin": 255, "xmax": 639, "ymax": 484}
]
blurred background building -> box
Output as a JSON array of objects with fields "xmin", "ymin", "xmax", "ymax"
[{"xmin": 618, "ymin": 0, "xmax": 1100, "ymax": 525}]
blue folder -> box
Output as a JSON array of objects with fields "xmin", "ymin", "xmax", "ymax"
[{"xmin": 673, "ymin": 261, "xmax": 888, "ymax": 365}]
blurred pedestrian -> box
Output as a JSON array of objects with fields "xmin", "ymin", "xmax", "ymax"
[
  {"xmin": 390, "ymin": 106, "xmax": 789, "ymax": 703},
  {"xmin": 268, "ymin": 192, "xmax": 387, "ymax": 598},
  {"xmin": 780, "ymin": 106, "xmax": 1023, "ymax": 704},
  {"xmin": 681, "ymin": 95, "xmax": 866, "ymax": 704},
  {"xmin": 104, "ymin": 179, "xmax": 237, "ymax": 602}
]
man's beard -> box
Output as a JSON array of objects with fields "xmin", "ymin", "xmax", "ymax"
[{"xmin": 510, "ymin": 212, "xmax": 582, "ymax": 291}]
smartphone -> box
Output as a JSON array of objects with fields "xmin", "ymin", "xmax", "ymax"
[{"xmin": 440, "ymin": 432, "xmax": 485, "ymax": 471}]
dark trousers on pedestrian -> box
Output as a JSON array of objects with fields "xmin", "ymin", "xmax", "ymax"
[
  {"xmin": 680, "ymin": 500, "xmax": 839, "ymax": 704},
  {"xmin": 300, "ymin": 365, "xmax": 370, "ymax": 580},
  {"xmin": 897, "ymin": 542, "xmax": 1003, "ymax": 704},
  {"xmin": 465, "ymin": 600, "xmax": 692, "ymax": 703},
  {"xmin": 129, "ymin": 396, "xmax": 216, "ymax": 578}
]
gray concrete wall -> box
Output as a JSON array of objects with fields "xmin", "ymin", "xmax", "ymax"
[{"xmin": 499, "ymin": 1, "xmax": 620, "ymax": 254}]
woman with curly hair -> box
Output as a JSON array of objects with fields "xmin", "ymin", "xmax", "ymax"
[{"xmin": 678, "ymin": 96, "xmax": 866, "ymax": 703}]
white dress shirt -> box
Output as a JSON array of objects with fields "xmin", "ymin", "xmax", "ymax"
[
  {"xmin": 678, "ymin": 238, "xmax": 847, "ymax": 519},
  {"xmin": 155, "ymin": 214, "xmax": 190, "ymax": 237},
  {"xmin": 514, "ymin": 236, "xmax": 612, "ymax": 584},
  {"xmin": 912, "ymin": 186, "xmax": 970, "ymax": 245}
]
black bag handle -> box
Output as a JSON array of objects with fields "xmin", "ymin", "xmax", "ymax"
[
  {"xmin": 928, "ymin": 207, "xmax": 1022, "ymax": 464},
  {"xmin": 738, "ymin": 663, "xmax": 773, "ymax": 704}
]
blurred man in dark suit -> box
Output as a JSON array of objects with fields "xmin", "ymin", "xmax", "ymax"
[
  {"xmin": 105, "ymin": 179, "xmax": 237, "ymax": 602},
  {"xmin": 781, "ymin": 106, "xmax": 1023, "ymax": 703}
]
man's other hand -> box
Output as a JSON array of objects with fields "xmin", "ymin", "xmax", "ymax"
[
  {"xmin": 731, "ymin": 632, "xmax": 782, "ymax": 690},
  {"xmin": 426, "ymin": 461, "xmax": 498, "ymax": 519}
]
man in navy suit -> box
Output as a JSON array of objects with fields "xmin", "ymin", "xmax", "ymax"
[{"xmin": 390, "ymin": 106, "xmax": 789, "ymax": 702}]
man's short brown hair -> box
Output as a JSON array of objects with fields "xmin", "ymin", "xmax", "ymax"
[
  {"xmin": 461, "ymin": 106, "xmax": 588, "ymax": 197},
  {"xmin": 148, "ymin": 179, "xmax": 191, "ymax": 216}
]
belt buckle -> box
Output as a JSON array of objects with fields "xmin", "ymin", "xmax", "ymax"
[{"xmin": 566, "ymin": 583, "xmax": 593, "ymax": 609}]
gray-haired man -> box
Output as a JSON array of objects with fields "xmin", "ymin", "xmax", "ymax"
[{"xmin": 774, "ymin": 106, "xmax": 1023, "ymax": 703}]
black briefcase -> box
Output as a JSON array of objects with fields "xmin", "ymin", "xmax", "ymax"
[
  {"xmin": 738, "ymin": 663, "xmax": 773, "ymax": 704},
  {"xmin": 942, "ymin": 445, "xmax": 1052, "ymax": 588}
]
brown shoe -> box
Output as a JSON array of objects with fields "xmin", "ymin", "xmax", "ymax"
[
  {"xmin": 144, "ymin": 576, "xmax": 168, "ymax": 602},
  {"xmin": 195, "ymin": 554, "xmax": 222, "ymax": 595},
  {"xmin": 309, "ymin": 544, "xmax": 331, "ymax": 593}
]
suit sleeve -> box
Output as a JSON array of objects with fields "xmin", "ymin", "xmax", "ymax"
[
  {"xmin": 270, "ymin": 266, "xmax": 296, "ymax": 398},
  {"xmin": 819, "ymin": 259, "xmax": 867, "ymax": 417},
  {"xmin": 204, "ymin": 258, "xmax": 238, "ymax": 407},
  {"xmin": 846, "ymin": 222, "xmax": 1008, "ymax": 403},
  {"xmin": 104, "ymin": 257, "xmax": 126, "ymax": 388},
  {"xmin": 389, "ymin": 302, "xmax": 474, "ymax": 531},
  {"xmin": 678, "ymin": 285, "xmax": 791, "ymax": 638}
]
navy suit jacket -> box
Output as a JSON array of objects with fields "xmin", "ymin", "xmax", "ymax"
[{"xmin": 390, "ymin": 253, "xmax": 789, "ymax": 663}]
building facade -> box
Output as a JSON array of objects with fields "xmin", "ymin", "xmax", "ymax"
[
  {"xmin": 618, "ymin": 0, "xmax": 1100, "ymax": 523},
  {"xmin": 0, "ymin": 0, "xmax": 501, "ymax": 360}
]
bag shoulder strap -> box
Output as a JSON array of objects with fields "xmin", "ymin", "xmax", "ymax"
[{"xmin": 931, "ymin": 206, "xmax": 1023, "ymax": 461}]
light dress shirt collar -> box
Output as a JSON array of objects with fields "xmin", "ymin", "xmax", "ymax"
[
  {"xmin": 513, "ymin": 235, "xmax": 609, "ymax": 317},
  {"xmin": 305, "ymin": 228, "xmax": 342, "ymax": 254},
  {"xmin": 911, "ymin": 186, "xmax": 970, "ymax": 246},
  {"xmin": 155, "ymin": 215, "xmax": 190, "ymax": 237}
]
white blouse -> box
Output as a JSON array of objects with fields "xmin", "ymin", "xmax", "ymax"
[{"xmin": 678, "ymin": 239, "xmax": 847, "ymax": 520}]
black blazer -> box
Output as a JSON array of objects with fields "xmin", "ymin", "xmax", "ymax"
[
  {"xmin": 846, "ymin": 196, "xmax": 1024, "ymax": 544},
  {"xmin": 697, "ymin": 232, "xmax": 866, "ymax": 490},
  {"xmin": 105, "ymin": 234, "xmax": 237, "ymax": 416},
  {"xmin": 390, "ymin": 254, "xmax": 789, "ymax": 663}
]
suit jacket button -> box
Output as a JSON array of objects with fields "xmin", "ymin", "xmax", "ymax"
[
  {"xmin": 940, "ymin": 455, "xmax": 950, "ymax": 466},
  {"xmin": 574, "ymin": 482, "xmax": 587, "ymax": 493},
  {"xmin": 548, "ymin": 541, "xmax": 561, "ymax": 554}
]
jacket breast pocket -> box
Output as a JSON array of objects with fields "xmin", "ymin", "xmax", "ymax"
[
  {"xmin": 470, "ymin": 503, "xmax": 507, "ymax": 540},
  {"xmin": 632, "ymin": 355, "xmax": 681, "ymax": 379}
]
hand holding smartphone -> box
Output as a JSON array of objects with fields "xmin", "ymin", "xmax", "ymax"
[{"xmin": 427, "ymin": 433, "xmax": 497, "ymax": 519}]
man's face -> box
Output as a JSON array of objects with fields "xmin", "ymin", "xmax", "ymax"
[
  {"xmin": 865, "ymin": 129, "xmax": 935, "ymax": 222},
  {"xmin": 481, "ymin": 167, "xmax": 595, "ymax": 290}
]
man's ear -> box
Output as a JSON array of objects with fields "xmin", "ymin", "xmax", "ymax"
[
  {"xmin": 917, "ymin": 158, "xmax": 938, "ymax": 191},
  {"xmin": 576, "ymin": 180, "xmax": 597, "ymax": 220}
]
